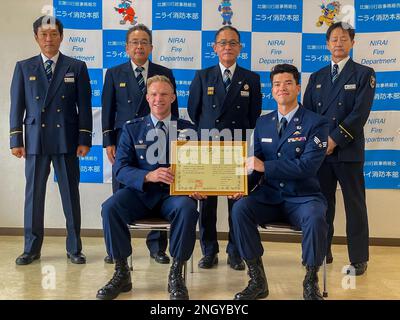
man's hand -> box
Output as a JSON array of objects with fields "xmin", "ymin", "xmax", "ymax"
[
  {"xmin": 189, "ymin": 192, "xmax": 208, "ymax": 201},
  {"xmin": 145, "ymin": 167, "xmax": 174, "ymax": 185},
  {"xmin": 246, "ymin": 156, "xmax": 265, "ymax": 174},
  {"xmin": 106, "ymin": 145, "xmax": 116, "ymax": 164},
  {"xmin": 77, "ymin": 145, "xmax": 90, "ymax": 157},
  {"xmin": 228, "ymin": 193, "xmax": 244, "ymax": 200},
  {"xmin": 11, "ymin": 147, "xmax": 25, "ymax": 158},
  {"xmin": 326, "ymin": 136, "xmax": 337, "ymax": 155}
]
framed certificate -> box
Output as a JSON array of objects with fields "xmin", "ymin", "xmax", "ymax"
[{"xmin": 170, "ymin": 141, "xmax": 248, "ymax": 196}]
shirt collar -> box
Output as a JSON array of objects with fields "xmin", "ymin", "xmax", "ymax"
[
  {"xmin": 41, "ymin": 51, "xmax": 60, "ymax": 65},
  {"xmin": 331, "ymin": 56, "xmax": 350, "ymax": 75},
  {"xmin": 131, "ymin": 59, "xmax": 149, "ymax": 73},
  {"xmin": 219, "ymin": 62, "xmax": 237, "ymax": 77},
  {"xmin": 278, "ymin": 104, "xmax": 299, "ymax": 124},
  {"xmin": 150, "ymin": 113, "xmax": 172, "ymax": 130}
]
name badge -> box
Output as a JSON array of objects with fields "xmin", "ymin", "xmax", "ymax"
[
  {"xmin": 120, "ymin": 82, "xmax": 126, "ymax": 88},
  {"xmin": 29, "ymin": 76, "xmax": 36, "ymax": 81},
  {"xmin": 241, "ymin": 91, "xmax": 250, "ymax": 97},
  {"xmin": 344, "ymin": 84, "xmax": 356, "ymax": 90},
  {"xmin": 64, "ymin": 77, "xmax": 75, "ymax": 83},
  {"xmin": 207, "ymin": 87, "xmax": 214, "ymax": 95},
  {"xmin": 135, "ymin": 144, "xmax": 147, "ymax": 149},
  {"xmin": 261, "ymin": 138, "xmax": 272, "ymax": 143}
]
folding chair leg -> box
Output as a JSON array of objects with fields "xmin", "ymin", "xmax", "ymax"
[
  {"xmin": 323, "ymin": 256, "xmax": 328, "ymax": 297},
  {"xmin": 190, "ymin": 254, "xmax": 194, "ymax": 273},
  {"xmin": 129, "ymin": 254, "xmax": 133, "ymax": 271}
]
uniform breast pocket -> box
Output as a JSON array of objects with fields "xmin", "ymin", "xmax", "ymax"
[
  {"xmin": 286, "ymin": 141, "xmax": 306, "ymax": 158},
  {"xmin": 343, "ymin": 88, "xmax": 356, "ymax": 106}
]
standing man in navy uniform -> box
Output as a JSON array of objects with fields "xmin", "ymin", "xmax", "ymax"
[
  {"xmin": 231, "ymin": 64, "xmax": 329, "ymax": 300},
  {"xmin": 102, "ymin": 24, "xmax": 178, "ymax": 265},
  {"xmin": 10, "ymin": 16, "xmax": 92, "ymax": 265},
  {"xmin": 97, "ymin": 75, "xmax": 201, "ymax": 300},
  {"xmin": 303, "ymin": 22, "xmax": 375, "ymax": 275},
  {"xmin": 188, "ymin": 26, "xmax": 262, "ymax": 271}
]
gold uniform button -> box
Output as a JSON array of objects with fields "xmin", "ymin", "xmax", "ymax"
[
  {"xmin": 232, "ymin": 121, "xmax": 236, "ymax": 124},
  {"xmin": 57, "ymin": 109, "xmax": 61, "ymax": 112},
  {"xmin": 128, "ymin": 100, "xmax": 132, "ymax": 103},
  {"xmin": 41, "ymin": 109, "xmax": 45, "ymax": 113},
  {"xmin": 317, "ymin": 102, "xmax": 321, "ymax": 106},
  {"xmin": 338, "ymin": 102, "xmax": 342, "ymax": 106},
  {"xmin": 57, "ymin": 124, "xmax": 61, "ymax": 128},
  {"xmin": 36, "ymin": 96, "xmax": 40, "ymax": 100},
  {"xmin": 296, "ymin": 147, "xmax": 301, "ymax": 153},
  {"xmin": 332, "ymin": 117, "xmax": 336, "ymax": 121},
  {"xmin": 41, "ymin": 124, "xmax": 45, "ymax": 128},
  {"xmin": 237, "ymin": 105, "xmax": 241, "ymax": 109},
  {"xmin": 61, "ymin": 95, "xmax": 65, "ymax": 99},
  {"xmin": 277, "ymin": 152, "xmax": 281, "ymax": 157},
  {"xmin": 216, "ymin": 119, "xmax": 220, "ymax": 123}
]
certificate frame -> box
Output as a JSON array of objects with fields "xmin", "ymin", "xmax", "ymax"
[{"xmin": 170, "ymin": 141, "xmax": 248, "ymax": 196}]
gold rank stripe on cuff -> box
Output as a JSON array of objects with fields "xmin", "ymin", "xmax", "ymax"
[
  {"xmin": 339, "ymin": 124, "xmax": 354, "ymax": 140},
  {"xmin": 102, "ymin": 129, "xmax": 113, "ymax": 135},
  {"xmin": 10, "ymin": 130, "xmax": 23, "ymax": 135},
  {"xmin": 79, "ymin": 129, "xmax": 92, "ymax": 134}
]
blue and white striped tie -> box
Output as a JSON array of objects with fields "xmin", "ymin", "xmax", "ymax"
[
  {"xmin": 223, "ymin": 69, "xmax": 231, "ymax": 92},
  {"xmin": 135, "ymin": 66, "xmax": 145, "ymax": 93},
  {"xmin": 332, "ymin": 64, "xmax": 339, "ymax": 83},
  {"xmin": 44, "ymin": 60, "xmax": 53, "ymax": 82}
]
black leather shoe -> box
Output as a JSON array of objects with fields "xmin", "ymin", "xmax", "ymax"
[
  {"xmin": 150, "ymin": 251, "xmax": 170, "ymax": 264},
  {"xmin": 15, "ymin": 252, "xmax": 40, "ymax": 265},
  {"xmin": 326, "ymin": 249, "xmax": 333, "ymax": 264},
  {"xmin": 234, "ymin": 258, "xmax": 269, "ymax": 300},
  {"xmin": 67, "ymin": 252, "xmax": 86, "ymax": 264},
  {"xmin": 346, "ymin": 262, "xmax": 367, "ymax": 276},
  {"xmin": 303, "ymin": 266, "xmax": 324, "ymax": 300},
  {"xmin": 96, "ymin": 259, "xmax": 132, "ymax": 300},
  {"xmin": 104, "ymin": 255, "xmax": 114, "ymax": 264},
  {"xmin": 198, "ymin": 255, "xmax": 218, "ymax": 269},
  {"xmin": 168, "ymin": 259, "xmax": 189, "ymax": 300},
  {"xmin": 227, "ymin": 255, "xmax": 245, "ymax": 270}
]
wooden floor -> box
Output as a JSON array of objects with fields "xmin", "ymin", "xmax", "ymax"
[{"xmin": 0, "ymin": 235, "xmax": 399, "ymax": 300}]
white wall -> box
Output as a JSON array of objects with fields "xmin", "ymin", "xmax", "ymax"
[{"xmin": 0, "ymin": 1, "xmax": 399, "ymax": 238}]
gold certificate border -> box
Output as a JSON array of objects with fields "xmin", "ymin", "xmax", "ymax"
[{"xmin": 170, "ymin": 141, "xmax": 248, "ymax": 196}]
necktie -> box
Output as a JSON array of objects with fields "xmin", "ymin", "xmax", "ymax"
[
  {"xmin": 332, "ymin": 64, "xmax": 339, "ymax": 83},
  {"xmin": 278, "ymin": 117, "xmax": 288, "ymax": 138},
  {"xmin": 223, "ymin": 69, "xmax": 231, "ymax": 92},
  {"xmin": 156, "ymin": 121, "xmax": 168, "ymax": 164},
  {"xmin": 44, "ymin": 60, "xmax": 53, "ymax": 82},
  {"xmin": 135, "ymin": 66, "xmax": 145, "ymax": 93}
]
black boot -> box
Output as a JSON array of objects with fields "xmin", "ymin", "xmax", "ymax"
[
  {"xmin": 303, "ymin": 266, "xmax": 323, "ymax": 300},
  {"xmin": 234, "ymin": 258, "xmax": 269, "ymax": 300},
  {"xmin": 168, "ymin": 259, "xmax": 189, "ymax": 300},
  {"xmin": 96, "ymin": 259, "xmax": 132, "ymax": 300}
]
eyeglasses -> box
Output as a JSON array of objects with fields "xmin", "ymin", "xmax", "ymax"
[
  {"xmin": 216, "ymin": 40, "xmax": 240, "ymax": 47},
  {"xmin": 128, "ymin": 40, "xmax": 151, "ymax": 46}
]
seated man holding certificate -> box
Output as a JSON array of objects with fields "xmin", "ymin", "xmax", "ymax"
[
  {"xmin": 230, "ymin": 64, "xmax": 329, "ymax": 300},
  {"xmin": 97, "ymin": 75, "xmax": 202, "ymax": 300}
]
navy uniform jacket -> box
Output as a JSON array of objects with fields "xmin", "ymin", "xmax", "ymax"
[
  {"xmin": 9, "ymin": 53, "xmax": 92, "ymax": 154},
  {"xmin": 252, "ymin": 106, "xmax": 329, "ymax": 204},
  {"xmin": 187, "ymin": 65, "xmax": 262, "ymax": 139},
  {"xmin": 303, "ymin": 59, "xmax": 376, "ymax": 162},
  {"xmin": 113, "ymin": 115, "xmax": 195, "ymax": 209},
  {"xmin": 102, "ymin": 61, "xmax": 179, "ymax": 147}
]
